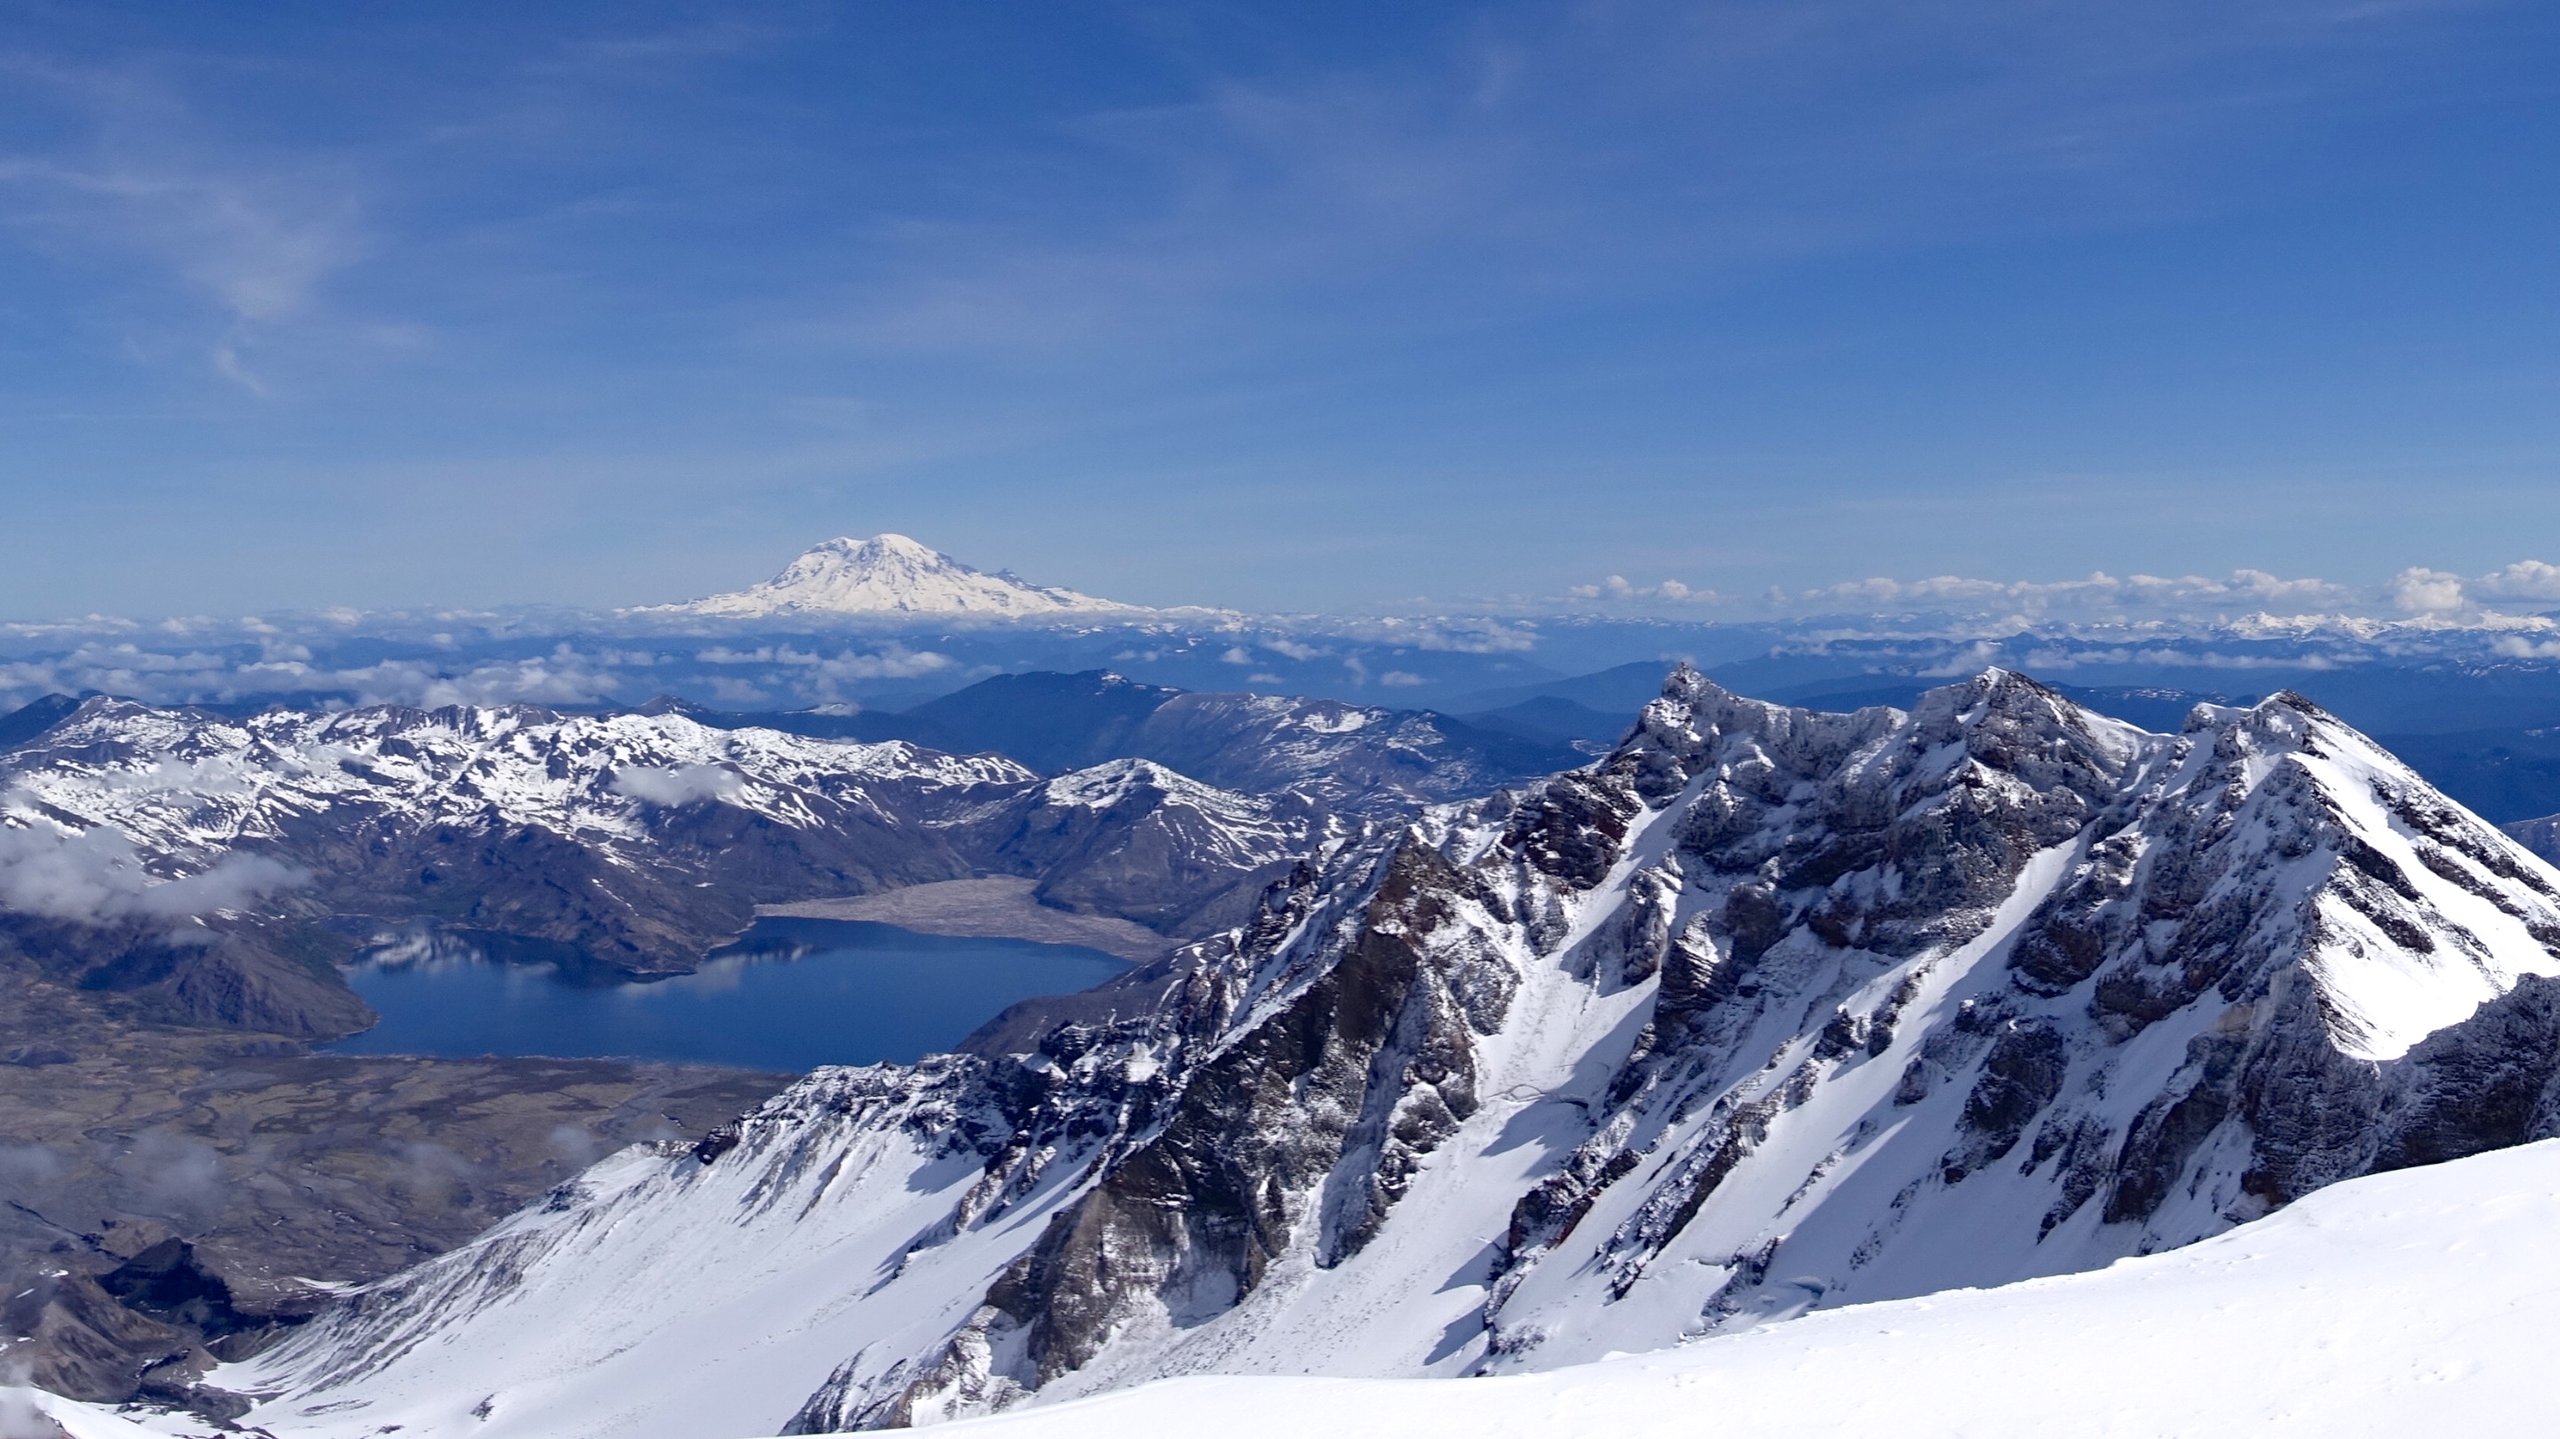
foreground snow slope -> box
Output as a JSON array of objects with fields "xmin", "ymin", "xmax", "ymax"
[
  {"xmin": 25, "ymin": 1135, "xmax": 2560, "ymax": 1437},
  {"xmin": 910, "ymin": 1136, "xmax": 2560, "ymax": 1439}
]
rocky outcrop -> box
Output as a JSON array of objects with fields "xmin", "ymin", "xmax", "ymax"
[
  {"xmin": 2504, "ymin": 812, "xmax": 2560, "ymax": 867},
  {"xmin": 953, "ymin": 760, "xmax": 1340, "ymax": 938},
  {"xmin": 0, "ymin": 917, "xmax": 373, "ymax": 1040},
  {"xmin": 846, "ymin": 841, "xmax": 1512, "ymax": 1426}
]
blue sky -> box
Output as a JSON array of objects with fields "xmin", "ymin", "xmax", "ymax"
[{"xmin": 1, "ymin": 0, "xmax": 2555, "ymax": 618}]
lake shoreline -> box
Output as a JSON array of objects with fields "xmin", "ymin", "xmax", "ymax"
[
  {"xmin": 325, "ymin": 916, "xmax": 1130, "ymax": 1072},
  {"xmin": 756, "ymin": 877, "xmax": 1174, "ymax": 964}
]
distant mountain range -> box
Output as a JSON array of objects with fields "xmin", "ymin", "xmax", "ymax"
[
  {"xmin": 676, "ymin": 670, "xmax": 1590, "ymax": 811},
  {"xmin": 20, "ymin": 534, "xmax": 2560, "ymax": 735},
  {"xmin": 0, "ymin": 668, "xmax": 1605, "ymax": 1042},
  {"xmin": 0, "ymin": 696, "xmax": 1364, "ymax": 1032}
]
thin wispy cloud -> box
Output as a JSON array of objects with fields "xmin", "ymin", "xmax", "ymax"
[
  {"xmin": 0, "ymin": 55, "xmax": 368, "ymax": 392},
  {"xmin": 787, "ymin": 0, "xmax": 2498, "ymax": 366},
  {"xmin": 0, "ymin": 2, "xmax": 2550, "ymax": 616}
]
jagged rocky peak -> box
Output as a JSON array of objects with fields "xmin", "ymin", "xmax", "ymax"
[
  {"xmin": 635, "ymin": 534, "xmax": 1144, "ymax": 619},
  {"xmin": 211, "ymin": 667, "xmax": 2560, "ymax": 1439},
  {"xmin": 2036, "ymin": 686, "xmax": 2560, "ymax": 1061}
]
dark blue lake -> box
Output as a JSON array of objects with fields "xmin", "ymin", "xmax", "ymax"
[{"xmin": 325, "ymin": 918, "xmax": 1127, "ymax": 1071}]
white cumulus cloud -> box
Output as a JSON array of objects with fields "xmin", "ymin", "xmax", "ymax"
[
  {"xmin": 2389, "ymin": 567, "xmax": 2469, "ymax": 616},
  {"xmin": 0, "ymin": 815, "xmax": 306, "ymax": 924},
  {"xmin": 2477, "ymin": 561, "xmax": 2560, "ymax": 604},
  {"xmin": 1568, "ymin": 576, "xmax": 1724, "ymax": 605}
]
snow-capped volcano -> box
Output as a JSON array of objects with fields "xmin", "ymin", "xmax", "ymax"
[{"xmin": 638, "ymin": 536, "xmax": 1142, "ymax": 620}]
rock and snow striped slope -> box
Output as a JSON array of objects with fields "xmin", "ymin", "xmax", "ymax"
[{"xmin": 890, "ymin": 1136, "xmax": 2560, "ymax": 1439}]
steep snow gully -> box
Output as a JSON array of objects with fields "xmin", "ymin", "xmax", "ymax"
[{"xmin": 78, "ymin": 669, "xmax": 2560, "ymax": 1435}]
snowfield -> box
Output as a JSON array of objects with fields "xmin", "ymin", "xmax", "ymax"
[
  {"xmin": 898, "ymin": 1136, "xmax": 2560, "ymax": 1438},
  {"xmin": 19, "ymin": 1136, "xmax": 2560, "ymax": 1437}
]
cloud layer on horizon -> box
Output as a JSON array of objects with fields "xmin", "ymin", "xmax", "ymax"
[{"xmin": 1565, "ymin": 559, "xmax": 2560, "ymax": 625}]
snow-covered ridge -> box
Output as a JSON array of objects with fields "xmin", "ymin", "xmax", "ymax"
[
  {"xmin": 634, "ymin": 536, "xmax": 1146, "ymax": 620},
  {"xmin": 1, "ymin": 695, "xmax": 1032, "ymax": 863},
  {"xmin": 0, "ymin": 696, "xmax": 1331, "ymax": 979},
  {"xmin": 1033, "ymin": 759, "xmax": 1303, "ymax": 867},
  {"xmin": 196, "ymin": 667, "xmax": 2560, "ymax": 1439},
  {"xmin": 1122, "ymin": 690, "xmax": 1545, "ymax": 813},
  {"xmin": 1040, "ymin": 757, "xmax": 1224, "ymax": 810}
]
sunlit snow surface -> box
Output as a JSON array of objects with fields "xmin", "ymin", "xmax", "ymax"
[
  {"xmin": 25, "ymin": 1138, "xmax": 2560, "ymax": 1437},
  {"xmin": 896, "ymin": 1138, "xmax": 2560, "ymax": 1439}
]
